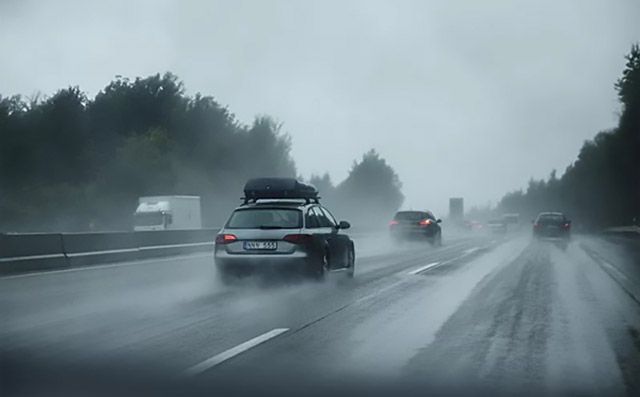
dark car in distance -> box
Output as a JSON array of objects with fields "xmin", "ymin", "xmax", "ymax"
[
  {"xmin": 214, "ymin": 178, "xmax": 355, "ymax": 283},
  {"xmin": 390, "ymin": 210, "xmax": 442, "ymax": 245},
  {"xmin": 533, "ymin": 212, "xmax": 571, "ymax": 239}
]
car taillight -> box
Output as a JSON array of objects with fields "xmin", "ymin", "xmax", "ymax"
[
  {"xmin": 564, "ymin": 223, "xmax": 569, "ymax": 228},
  {"xmin": 419, "ymin": 219, "xmax": 432, "ymax": 226},
  {"xmin": 215, "ymin": 234, "xmax": 237, "ymax": 244},
  {"xmin": 534, "ymin": 223, "xmax": 540, "ymax": 227},
  {"xmin": 283, "ymin": 234, "xmax": 312, "ymax": 244},
  {"xmin": 390, "ymin": 221, "xmax": 398, "ymax": 226}
]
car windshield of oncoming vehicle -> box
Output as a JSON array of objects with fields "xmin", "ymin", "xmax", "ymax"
[{"xmin": 227, "ymin": 208, "xmax": 302, "ymax": 229}]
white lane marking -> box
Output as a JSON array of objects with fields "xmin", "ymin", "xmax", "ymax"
[
  {"xmin": 463, "ymin": 247, "xmax": 480, "ymax": 255},
  {"xmin": 602, "ymin": 261, "xmax": 629, "ymax": 282},
  {"xmin": 140, "ymin": 242, "xmax": 213, "ymax": 250},
  {"xmin": 0, "ymin": 253, "xmax": 66, "ymax": 262},
  {"xmin": 182, "ymin": 328, "xmax": 289, "ymax": 377},
  {"xmin": 66, "ymin": 248, "xmax": 139, "ymax": 257},
  {"xmin": 408, "ymin": 262, "xmax": 441, "ymax": 275},
  {"xmin": 0, "ymin": 252, "xmax": 213, "ymax": 280},
  {"xmin": 407, "ymin": 246, "xmax": 484, "ymax": 276}
]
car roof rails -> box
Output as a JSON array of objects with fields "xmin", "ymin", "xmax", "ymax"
[{"xmin": 241, "ymin": 178, "xmax": 320, "ymax": 205}]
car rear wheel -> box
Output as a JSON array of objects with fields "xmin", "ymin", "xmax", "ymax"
[
  {"xmin": 429, "ymin": 232, "xmax": 442, "ymax": 246},
  {"xmin": 314, "ymin": 249, "xmax": 330, "ymax": 281},
  {"xmin": 345, "ymin": 247, "xmax": 355, "ymax": 278}
]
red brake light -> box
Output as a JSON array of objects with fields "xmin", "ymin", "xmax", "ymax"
[
  {"xmin": 390, "ymin": 221, "xmax": 398, "ymax": 226},
  {"xmin": 564, "ymin": 223, "xmax": 569, "ymax": 228},
  {"xmin": 283, "ymin": 234, "xmax": 312, "ymax": 244},
  {"xmin": 419, "ymin": 219, "xmax": 432, "ymax": 226},
  {"xmin": 534, "ymin": 223, "xmax": 540, "ymax": 227},
  {"xmin": 215, "ymin": 234, "xmax": 237, "ymax": 244}
]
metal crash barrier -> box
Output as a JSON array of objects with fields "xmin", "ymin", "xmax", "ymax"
[{"xmin": 0, "ymin": 229, "xmax": 220, "ymax": 276}]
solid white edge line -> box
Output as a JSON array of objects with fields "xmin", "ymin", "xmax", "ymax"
[
  {"xmin": 408, "ymin": 262, "xmax": 441, "ymax": 275},
  {"xmin": 0, "ymin": 252, "xmax": 213, "ymax": 280},
  {"xmin": 66, "ymin": 248, "xmax": 139, "ymax": 257},
  {"xmin": 1, "ymin": 243, "xmax": 213, "ymax": 263},
  {"xmin": 140, "ymin": 242, "xmax": 214, "ymax": 250},
  {"xmin": 182, "ymin": 328, "xmax": 289, "ymax": 377},
  {"xmin": 0, "ymin": 253, "xmax": 66, "ymax": 262}
]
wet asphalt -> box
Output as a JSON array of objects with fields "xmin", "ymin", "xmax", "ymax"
[{"xmin": 2, "ymin": 231, "xmax": 639, "ymax": 396}]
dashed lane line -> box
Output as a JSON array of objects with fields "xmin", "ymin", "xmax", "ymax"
[{"xmin": 181, "ymin": 328, "xmax": 290, "ymax": 377}]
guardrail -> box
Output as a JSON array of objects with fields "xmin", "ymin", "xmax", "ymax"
[
  {"xmin": 0, "ymin": 229, "xmax": 220, "ymax": 276},
  {"xmin": 0, "ymin": 228, "xmax": 385, "ymax": 277},
  {"xmin": 602, "ymin": 226, "xmax": 640, "ymax": 243},
  {"xmin": 604, "ymin": 226, "xmax": 640, "ymax": 234}
]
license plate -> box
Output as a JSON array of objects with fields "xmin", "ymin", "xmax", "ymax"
[{"xmin": 244, "ymin": 241, "xmax": 277, "ymax": 250}]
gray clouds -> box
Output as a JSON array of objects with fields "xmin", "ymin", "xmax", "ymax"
[{"xmin": 1, "ymin": 0, "xmax": 639, "ymax": 214}]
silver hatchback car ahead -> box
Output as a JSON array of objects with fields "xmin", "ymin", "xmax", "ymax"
[{"xmin": 214, "ymin": 178, "xmax": 355, "ymax": 283}]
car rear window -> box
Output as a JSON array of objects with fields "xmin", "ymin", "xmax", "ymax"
[
  {"xmin": 227, "ymin": 208, "xmax": 302, "ymax": 229},
  {"xmin": 538, "ymin": 214, "xmax": 565, "ymax": 223},
  {"xmin": 394, "ymin": 211, "xmax": 427, "ymax": 221}
]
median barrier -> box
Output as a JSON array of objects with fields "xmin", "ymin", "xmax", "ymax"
[
  {"xmin": 0, "ymin": 233, "xmax": 67, "ymax": 275},
  {"xmin": 603, "ymin": 226, "xmax": 640, "ymax": 241},
  {"xmin": 2, "ymin": 228, "xmax": 378, "ymax": 277},
  {"xmin": 62, "ymin": 232, "xmax": 140, "ymax": 267},
  {"xmin": 136, "ymin": 229, "xmax": 218, "ymax": 259}
]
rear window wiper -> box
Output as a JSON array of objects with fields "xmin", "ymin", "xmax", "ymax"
[{"xmin": 258, "ymin": 225, "xmax": 285, "ymax": 229}]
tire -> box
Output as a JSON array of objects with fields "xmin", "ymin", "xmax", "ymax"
[
  {"xmin": 345, "ymin": 247, "xmax": 355, "ymax": 279},
  {"xmin": 314, "ymin": 249, "xmax": 330, "ymax": 281}
]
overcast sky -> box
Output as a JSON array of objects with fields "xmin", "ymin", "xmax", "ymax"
[{"xmin": 2, "ymin": 0, "xmax": 639, "ymax": 214}]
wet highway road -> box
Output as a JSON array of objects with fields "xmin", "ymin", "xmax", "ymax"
[{"xmin": 2, "ymin": 232, "xmax": 640, "ymax": 396}]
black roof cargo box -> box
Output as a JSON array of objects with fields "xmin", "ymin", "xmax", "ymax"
[{"xmin": 243, "ymin": 178, "xmax": 318, "ymax": 203}]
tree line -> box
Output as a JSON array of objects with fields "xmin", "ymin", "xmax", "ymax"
[
  {"xmin": 308, "ymin": 149, "xmax": 404, "ymax": 229},
  {"xmin": 0, "ymin": 73, "xmax": 403, "ymax": 232},
  {"xmin": 497, "ymin": 45, "xmax": 640, "ymax": 229}
]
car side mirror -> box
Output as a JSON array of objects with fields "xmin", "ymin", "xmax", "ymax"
[
  {"xmin": 436, "ymin": 219, "xmax": 442, "ymax": 223},
  {"xmin": 338, "ymin": 221, "xmax": 351, "ymax": 230}
]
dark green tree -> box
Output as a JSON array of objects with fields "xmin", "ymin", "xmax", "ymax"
[
  {"xmin": 497, "ymin": 44, "xmax": 640, "ymax": 229},
  {"xmin": 0, "ymin": 73, "xmax": 298, "ymax": 231},
  {"xmin": 334, "ymin": 149, "xmax": 404, "ymax": 227}
]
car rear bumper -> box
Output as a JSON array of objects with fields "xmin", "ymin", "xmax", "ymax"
[
  {"xmin": 214, "ymin": 250, "xmax": 314, "ymax": 277},
  {"xmin": 391, "ymin": 229, "xmax": 438, "ymax": 239},
  {"xmin": 534, "ymin": 229, "xmax": 570, "ymax": 238}
]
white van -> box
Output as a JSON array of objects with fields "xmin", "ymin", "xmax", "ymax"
[{"xmin": 134, "ymin": 196, "xmax": 201, "ymax": 231}]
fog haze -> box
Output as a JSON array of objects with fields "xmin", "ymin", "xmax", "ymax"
[{"xmin": 2, "ymin": 0, "xmax": 639, "ymax": 215}]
